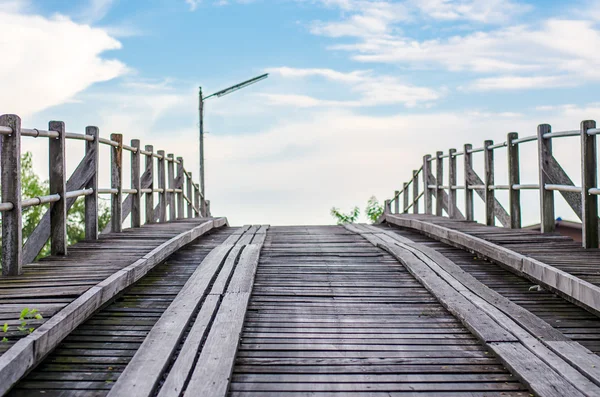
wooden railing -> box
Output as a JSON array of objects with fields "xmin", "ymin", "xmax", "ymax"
[
  {"xmin": 0, "ymin": 114, "xmax": 210, "ymax": 276},
  {"xmin": 386, "ymin": 120, "xmax": 600, "ymax": 249}
]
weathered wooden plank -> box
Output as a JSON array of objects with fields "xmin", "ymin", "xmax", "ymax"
[
  {"xmin": 110, "ymin": 134, "xmax": 123, "ymax": 233},
  {"xmin": 144, "ymin": 145, "xmax": 154, "ymax": 225},
  {"xmin": 84, "ymin": 126, "xmax": 99, "ymax": 240},
  {"xmin": 483, "ymin": 140, "xmax": 494, "ymax": 227},
  {"xmin": 507, "ymin": 132, "xmax": 521, "ymax": 229},
  {"xmin": 0, "ymin": 219, "xmax": 226, "ymax": 396},
  {"xmin": 581, "ymin": 120, "xmax": 598, "ymax": 248},
  {"xmin": 131, "ymin": 139, "xmax": 141, "ymax": 228},
  {"xmin": 0, "ymin": 115, "xmax": 22, "ymax": 276},
  {"xmin": 537, "ymin": 124, "xmax": 555, "ymax": 233},
  {"xmin": 49, "ymin": 121, "xmax": 67, "ymax": 255}
]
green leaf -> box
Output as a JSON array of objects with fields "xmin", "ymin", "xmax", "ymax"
[
  {"xmin": 19, "ymin": 308, "xmax": 30, "ymax": 320},
  {"xmin": 1, "ymin": 337, "xmax": 8, "ymax": 343},
  {"xmin": 2, "ymin": 323, "xmax": 8, "ymax": 333},
  {"xmin": 34, "ymin": 314, "xmax": 43, "ymax": 320}
]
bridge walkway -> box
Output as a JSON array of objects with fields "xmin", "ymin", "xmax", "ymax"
[{"xmin": 4, "ymin": 221, "xmax": 600, "ymax": 396}]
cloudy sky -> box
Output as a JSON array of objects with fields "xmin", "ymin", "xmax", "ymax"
[{"xmin": 1, "ymin": 0, "xmax": 599, "ymax": 226}]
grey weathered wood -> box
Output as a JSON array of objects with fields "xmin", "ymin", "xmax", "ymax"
[
  {"xmin": 49, "ymin": 121, "xmax": 67, "ymax": 255},
  {"xmin": 0, "ymin": 218, "xmax": 225, "ymax": 396},
  {"xmin": 423, "ymin": 155, "xmax": 432, "ymax": 214},
  {"xmin": 84, "ymin": 126, "xmax": 99, "ymax": 240},
  {"xmin": 194, "ymin": 184, "xmax": 200, "ymax": 218},
  {"xmin": 581, "ymin": 120, "xmax": 598, "ymax": 248},
  {"xmin": 131, "ymin": 140, "xmax": 141, "ymax": 228},
  {"xmin": 0, "ymin": 115, "xmax": 22, "ymax": 276},
  {"xmin": 427, "ymin": 172, "xmax": 465, "ymax": 220},
  {"xmin": 435, "ymin": 151, "xmax": 443, "ymax": 216},
  {"xmin": 545, "ymin": 154, "xmax": 582, "ymax": 219},
  {"xmin": 110, "ymin": 133, "xmax": 123, "ymax": 233},
  {"xmin": 167, "ymin": 154, "xmax": 176, "ymax": 221},
  {"xmin": 187, "ymin": 172, "xmax": 193, "ymax": 218},
  {"xmin": 465, "ymin": 168, "xmax": 510, "ymax": 227},
  {"xmin": 23, "ymin": 150, "xmax": 96, "ymax": 264},
  {"xmin": 145, "ymin": 145, "xmax": 154, "ymax": 224},
  {"xmin": 184, "ymin": 244, "xmax": 263, "ymax": 397},
  {"xmin": 384, "ymin": 199, "xmax": 391, "ymax": 215},
  {"xmin": 157, "ymin": 150, "xmax": 166, "ymax": 223},
  {"xmin": 394, "ymin": 190, "xmax": 400, "ymax": 214},
  {"xmin": 448, "ymin": 148, "xmax": 457, "ymax": 219},
  {"xmin": 402, "ymin": 184, "xmax": 408, "ymax": 213},
  {"xmin": 507, "ymin": 132, "xmax": 521, "ymax": 229},
  {"xmin": 176, "ymin": 157, "xmax": 184, "ymax": 220},
  {"xmin": 537, "ymin": 124, "xmax": 555, "ymax": 233},
  {"xmin": 484, "ymin": 140, "xmax": 494, "ymax": 226},
  {"xmin": 464, "ymin": 144, "xmax": 474, "ymax": 221},
  {"xmin": 412, "ymin": 169, "xmax": 419, "ymax": 214},
  {"xmin": 107, "ymin": 243, "xmax": 236, "ymax": 397}
]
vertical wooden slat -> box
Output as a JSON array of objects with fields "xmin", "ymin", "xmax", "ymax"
[
  {"xmin": 436, "ymin": 151, "xmax": 443, "ymax": 216},
  {"xmin": 507, "ymin": 132, "xmax": 521, "ymax": 229},
  {"xmin": 394, "ymin": 191, "xmax": 400, "ymax": 214},
  {"xmin": 157, "ymin": 150, "xmax": 167, "ymax": 223},
  {"xmin": 403, "ymin": 183, "xmax": 409, "ymax": 213},
  {"xmin": 49, "ymin": 121, "xmax": 67, "ymax": 254},
  {"xmin": 423, "ymin": 155, "xmax": 432, "ymax": 214},
  {"xmin": 176, "ymin": 157, "xmax": 184, "ymax": 219},
  {"xmin": 581, "ymin": 120, "xmax": 598, "ymax": 248},
  {"xmin": 131, "ymin": 140, "xmax": 141, "ymax": 228},
  {"xmin": 537, "ymin": 124, "xmax": 555, "ymax": 233},
  {"xmin": 167, "ymin": 154, "xmax": 175, "ymax": 221},
  {"xmin": 484, "ymin": 140, "xmax": 495, "ymax": 226},
  {"xmin": 111, "ymin": 133, "xmax": 123, "ymax": 233},
  {"xmin": 145, "ymin": 145, "xmax": 154, "ymax": 225},
  {"xmin": 464, "ymin": 144, "xmax": 474, "ymax": 221},
  {"xmin": 0, "ymin": 114, "xmax": 22, "ymax": 276},
  {"xmin": 206, "ymin": 199, "xmax": 211, "ymax": 217},
  {"xmin": 384, "ymin": 199, "xmax": 391, "ymax": 215},
  {"xmin": 194, "ymin": 184, "xmax": 200, "ymax": 218},
  {"xmin": 448, "ymin": 148, "xmax": 457, "ymax": 219},
  {"xmin": 85, "ymin": 126, "xmax": 99, "ymax": 240},
  {"xmin": 412, "ymin": 169, "xmax": 419, "ymax": 214},
  {"xmin": 187, "ymin": 172, "xmax": 193, "ymax": 218}
]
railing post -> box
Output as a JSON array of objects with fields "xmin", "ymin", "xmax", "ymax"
[
  {"xmin": 484, "ymin": 140, "xmax": 495, "ymax": 226},
  {"xmin": 157, "ymin": 150, "xmax": 167, "ymax": 223},
  {"xmin": 394, "ymin": 191, "xmax": 400, "ymax": 214},
  {"xmin": 423, "ymin": 155, "xmax": 432, "ymax": 214},
  {"xmin": 507, "ymin": 132, "xmax": 521, "ymax": 229},
  {"xmin": 581, "ymin": 120, "xmax": 598, "ymax": 248},
  {"xmin": 187, "ymin": 172, "xmax": 193, "ymax": 218},
  {"xmin": 85, "ymin": 126, "xmax": 99, "ymax": 240},
  {"xmin": 49, "ymin": 121, "xmax": 67, "ymax": 254},
  {"xmin": 384, "ymin": 199, "xmax": 391, "ymax": 215},
  {"xmin": 464, "ymin": 144, "xmax": 474, "ymax": 221},
  {"xmin": 176, "ymin": 157, "xmax": 184, "ymax": 219},
  {"xmin": 412, "ymin": 169, "xmax": 419, "ymax": 214},
  {"xmin": 403, "ymin": 183, "xmax": 409, "ymax": 213},
  {"xmin": 537, "ymin": 124, "xmax": 555, "ymax": 233},
  {"xmin": 194, "ymin": 184, "xmax": 200, "ymax": 218},
  {"xmin": 167, "ymin": 154, "xmax": 176, "ymax": 221},
  {"xmin": 0, "ymin": 114, "xmax": 22, "ymax": 276},
  {"xmin": 436, "ymin": 151, "xmax": 443, "ymax": 217},
  {"xmin": 111, "ymin": 133, "xmax": 123, "ymax": 233},
  {"xmin": 145, "ymin": 145, "xmax": 154, "ymax": 224},
  {"xmin": 206, "ymin": 199, "xmax": 211, "ymax": 217},
  {"xmin": 131, "ymin": 139, "xmax": 141, "ymax": 228},
  {"xmin": 448, "ymin": 148, "xmax": 457, "ymax": 219}
]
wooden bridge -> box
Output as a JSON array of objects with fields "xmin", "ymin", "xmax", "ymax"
[{"xmin": 2, "ymin": 114, "xmax": 600, "ymax": 396}]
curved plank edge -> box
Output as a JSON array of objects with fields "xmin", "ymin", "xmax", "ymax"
[{"xmin": 0, "ymin": 217, "xmax": 228, "ymax": 396}]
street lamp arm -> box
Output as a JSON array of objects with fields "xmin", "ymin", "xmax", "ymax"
[{"xmin": 203, "ymin": 73, "xmax": 269, "ymax": 100}]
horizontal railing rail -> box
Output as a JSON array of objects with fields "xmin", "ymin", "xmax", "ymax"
[
  {"xmin": 0, "ymin": 114, "xmax": 211, "ymax": 277},
  {"xmin": 385, "ymin": 120, "xmax": 600, "ymax": 249}
]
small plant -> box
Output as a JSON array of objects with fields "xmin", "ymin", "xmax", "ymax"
[
  {"xmin": 1, "ymin": 323, "xmax": 8, "ymax": 343},
  {"xmin": 16, "ymin": 308, "xmax": 43, "ymax": 335},
  {"xmin": 365, "ymin": 196, "xmax": 384, "ymax": 224},
  {"xmin": 330, "ymin": 206, "xmax": 360, "ymax": 225}
]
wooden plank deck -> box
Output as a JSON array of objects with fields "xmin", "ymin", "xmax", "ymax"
[
  {"xmin": 385, "ymin": 214, "xmax": 600, "ymax": 316},
  {"xmin": 7, "ymin": 226, "xmax": 235, "ymax": 396},
  {"xmin": 382, "ymin": 224, "xmax": 600, "ymax": 354},
  {"xmin": 0, "ymin": 218, "xmax": 220, "ymax": 356},
  {"xmin": 230, "ymin": 226, "xmax": 529, "ymax": 396}
]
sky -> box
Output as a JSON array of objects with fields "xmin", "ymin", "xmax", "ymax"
[{"xmin": 1, "ymin": 0, "xmax": 600, "ymax": 226}]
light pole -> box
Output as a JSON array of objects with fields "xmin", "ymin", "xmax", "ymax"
[{"xmin": 198, "ymin": 73, "xmax": 269, "ymax": 215}]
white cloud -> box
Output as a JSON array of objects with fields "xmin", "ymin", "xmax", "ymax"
[
  {"xmin": 266, "ymin": 66, "xmax": 441, "ymax": 107},
  {"xmin": 77, "ymin": 0, "xmax": 116, "ymax": 23},
  {"xmin": 464, "ymin": 75, "xmax": 576, "ymax": 91},
  {"xmin": 0, "ymin": 9, "xmax": 128, "ymax": 117},
  {"xmin": 412, "ymin": 0, "xmax": 531, "ymax": 23},
  {"xmin": 186, "ymin": 0, "xmax": 201, "ymax": 11}
]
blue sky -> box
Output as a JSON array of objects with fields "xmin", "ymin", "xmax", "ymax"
[{"xmin": 1, "ymin": 0, "xmax": 600, "ymax": 225}]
